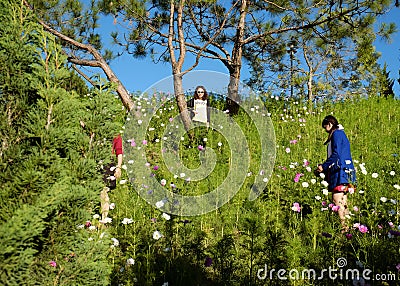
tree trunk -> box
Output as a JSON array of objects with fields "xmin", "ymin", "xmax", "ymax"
[
  {"xmin": 173, "ymin": 74, "xmax": 191, "ymax": 131},
  {"xmin": 168, "ymin": 0, "xmax": 191, "ymax": 131},
  {"xmin": 226, "ymin": 0, "xmax": 247, "ymax": 115},
  {"xmin": 227, "ymin": 74, "xmax": 240, "ymax": 115},
  {"xmin": 307, "ymin": 71, "xmax": 313, "ymax": 102}
]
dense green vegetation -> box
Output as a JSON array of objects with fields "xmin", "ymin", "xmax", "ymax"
[
  {"xmin": 1, "ymin": 1, "xmax": 399, "ymax": 286},
  {"xmin": 106, "ymin": 95, "xmax": 399, "ymax": 286}
]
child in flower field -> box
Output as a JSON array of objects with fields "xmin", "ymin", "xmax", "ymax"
[
  {"xmin": 101, "ymin": 133, "xmax": 124, "ymax": 221},
  {"xmin": 315, "ymin": 115, "xmax": 356, "ymax": 231},
  {"xmin": 112, "ymin": 133, "xmax": 124, "ymax": 179}
]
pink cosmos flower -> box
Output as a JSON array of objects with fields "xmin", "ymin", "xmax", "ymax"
[
  {"xmin": 321, "ymin": 201, "xmax": 327, "ymax": 206},
  {"xmin": 130, "ymin": 140, "xmax": 136, "ymax": 147},
  {"xmin": 169, "ymin": 117, "xmax": 174, "ymax": 122},
  {"xmin": 358, "ymin": 225, "xmax": 369, "ymax": 233},
  {"xmin": 389, "ymin": 222, "xmax": 394, "ymax": 228},
  {"xmin": 285, "ymin": 147, "xmax": 291, "ymax": 153},
  {"xmin": 332, "ymin": 205, "xmax": 340, "ymax": 212},
  {"xmin": 142, "ymin": 140, "xmax": 148, "ymax": 145},
  {"xmin": 353, "ymin": 206, "xmax": 359, "ymax": 212},
  {"xmin": 294, "ymin": 173, "xmax": 303, "ymax": 183},
  {"xmin": 290, "ymin": 139, "xmax": 298, "ymax": 144},
  {"xmin": 396, "ymin": 264, "xmax": 400, "ymax": 271},
  {"xmin": 85, "ymin": 220, "xmax": 91, "ymax": 228},
  {"xmin": 198, "ymin": 145, "xmax": 205, "ymax": 151},
  {"xmin": 291, "ymin": 202, "xmax": 301, "ymax": 212},
  {"xmin": 49, "ymin": 261, "xmax": 57, "ymax": 267},
  {"xmin": 153, "ymin": 165, "xmax": 159, "ymax": 171},
  {"xmin": 328, "ymin": 203, "xmax": 334, "ymax": 208},
  {"xmin": 303, "ymin": 160, "xmax": 310, "ymax": 166}
]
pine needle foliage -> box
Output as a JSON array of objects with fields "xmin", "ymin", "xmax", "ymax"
[{"xmin": 0, "ymin": 1, "xmax": 125, "ymax": 285}]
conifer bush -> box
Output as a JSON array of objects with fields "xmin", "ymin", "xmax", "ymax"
[{"xmin": 0, "ymin": 2, "xmax": 124, "ymax": 285}]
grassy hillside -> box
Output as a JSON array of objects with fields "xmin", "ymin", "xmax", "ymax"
[{"xmin": 98, "ymin": 95, "xmax": 399, "ymax": 285}]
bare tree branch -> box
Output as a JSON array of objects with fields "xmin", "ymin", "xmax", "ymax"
[{"xmin": 23, "ymin": 0, "xmax": 136, "ymax": 111}]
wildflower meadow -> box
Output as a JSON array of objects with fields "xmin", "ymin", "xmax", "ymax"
[{"xmin": 81, "ymin": 94, "xmax": 399, "ymax": 286}]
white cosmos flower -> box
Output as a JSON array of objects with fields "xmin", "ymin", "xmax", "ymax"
[
  {"xmin": 322, "ymin": 189, "xmax": 329, "ymax": 196},
  {"xmin": 111, "ymin": 238, "xmax": 119, "ymax": 246},
  {"xmin": 371, "ymin": 173, "xmax": 378, "ymax": 178},
  {"xmin": 162, "ymin": 213, "xmax": 171, "ymax": 220},
  {"xmin": 380, "ymin": 197, "xmax": 388, "ymax": 203},
  {"xmin": 218, "ymin": 142, "xmax": 222, "ymax": 147},
  {"xmin": 153, "ymin": 230, "xmax": 163, "ymax": 240},
  {"xmin": 126, "ymin": 258, "xmax": 135, "ymax": 265},
  {"xmin": 315, "ymin": 195, "xmax": 321, "ymax": 200},
  {"xmin": 93, "ymin": 214, "xmax": 100, "ymax": 219},
  {"xmin": 319, "ymin": 173, "xmax": 325, "ymax": 179},
  {"xmin": 156, "ymin": 200, "xmax": 165, "ymax": 208},
  {"xmin": 122, "ymin": 218, "xmax": 133, "ymax": 225},
  {"xmin": 102, "ymin": 217, "xmax": 112, "ymax": 224},
  {"xmin": 310, "ymin": 178, "xmax": 316, "ymax": 184},
  {"xmin": 302, "ymin": 182, "xmax": 309, "ymax": 188},
  {"xmin": 321, "ymin": 180, "xmax": 329, "ymax": 187},
  {"xmin": 394, "ymin": 184, "xmax": 400, "ymax": 190},
  {"xmin": 180, "ymin": 173, "xmax": 185, "ymax": 178},
  {"xmin": 389, "ymin": 171, "xmax": 395, "ymax": 176}
]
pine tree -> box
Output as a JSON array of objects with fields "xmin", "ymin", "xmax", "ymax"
[{"xmin": 0, "ymin": 1, "xmax": 125, "ymax": 284}]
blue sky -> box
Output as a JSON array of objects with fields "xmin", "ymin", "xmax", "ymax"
[{"xmin": 103, "ymin": 7, "xmax": 400, "ymax": 97}]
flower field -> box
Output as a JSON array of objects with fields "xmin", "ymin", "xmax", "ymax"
[{"xmin": 84, "ymin": 95, "xmax": 399, "ymax": 286}]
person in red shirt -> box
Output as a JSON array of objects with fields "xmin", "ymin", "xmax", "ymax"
[
  {"xmin": 101, "ymin": 133, "xmax": 124, "ymax": 221},
  {"xmin": 112, "ymin": 133, "xmax": 123, "ymax": 178}
]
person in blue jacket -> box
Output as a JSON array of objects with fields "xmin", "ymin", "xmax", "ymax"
[{"xmin": 315, "ymin": 115, "xmax": 356, "ymax": 230}]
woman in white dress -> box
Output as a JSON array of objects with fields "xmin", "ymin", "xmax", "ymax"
[{"xmin": 187, "ymin": 85, "xmax": 210, "ymax": 127}]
